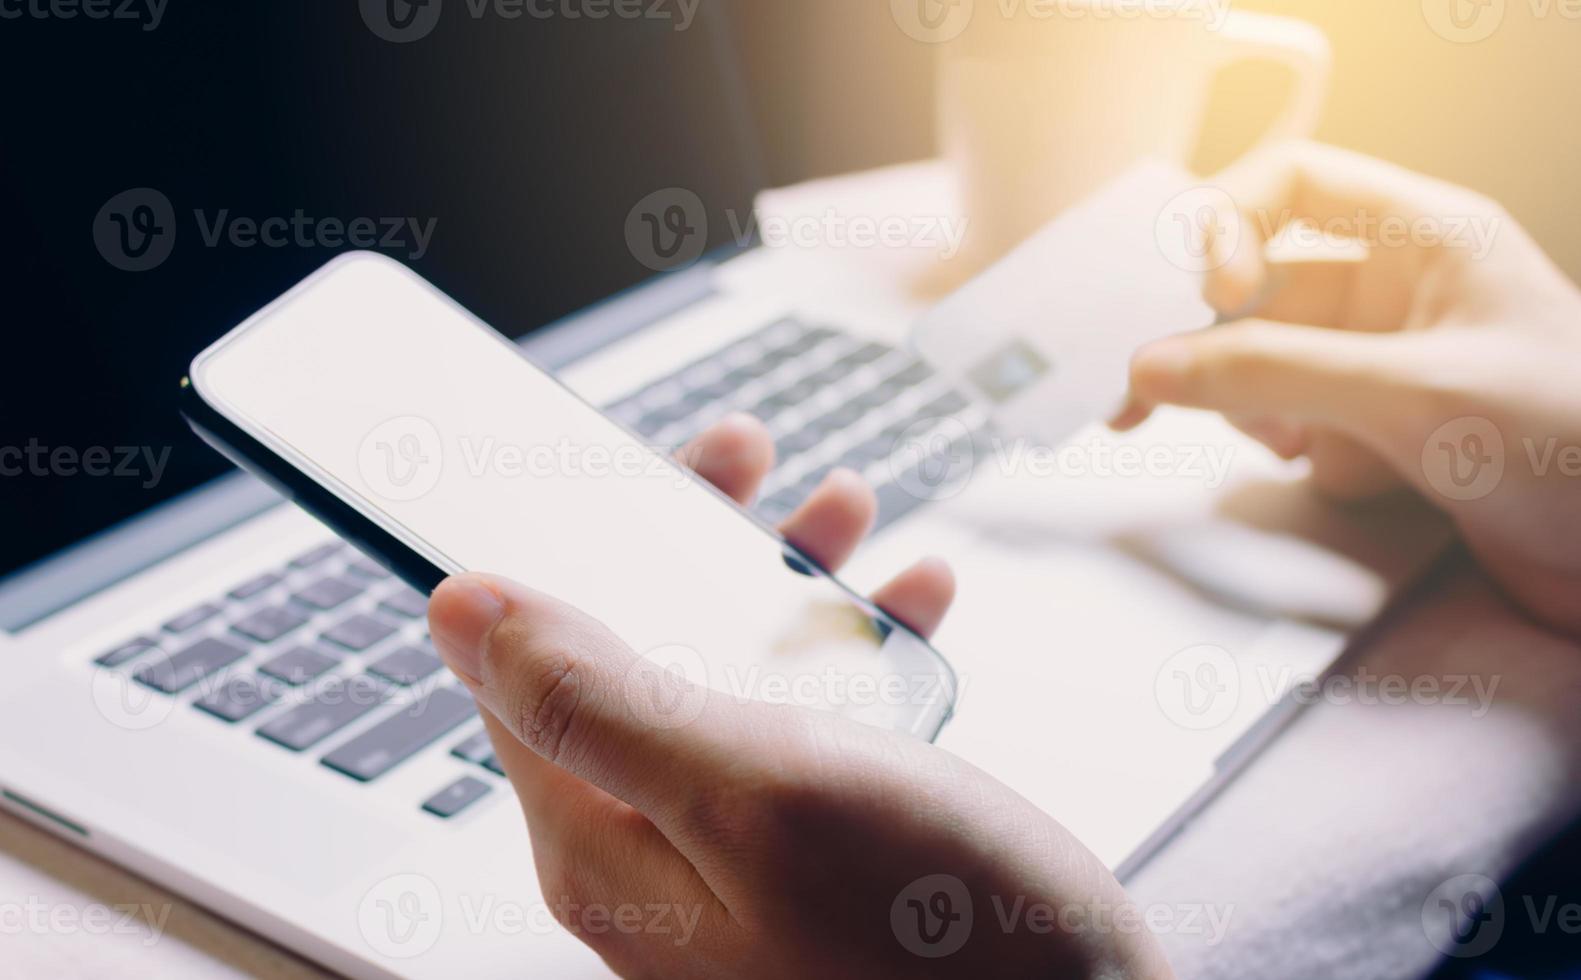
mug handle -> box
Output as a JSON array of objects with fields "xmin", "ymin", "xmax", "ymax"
[{"xmin": 1209, "ymin": 11, "xmax": 1332, "ymax": 146}]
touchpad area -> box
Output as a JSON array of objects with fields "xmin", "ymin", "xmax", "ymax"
[{"xmin": 0, "ymin": 675, "xmax": 409, "ymax": 896}]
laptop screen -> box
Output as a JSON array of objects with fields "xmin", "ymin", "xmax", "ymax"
[{"xmin": 0, "ymin": 1, "xmax": 765, "ymax": 582}]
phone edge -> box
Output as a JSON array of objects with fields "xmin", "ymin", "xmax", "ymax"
[{"xmin": 177, "ymin": 377, "xmax": 448, "ymax": 594}]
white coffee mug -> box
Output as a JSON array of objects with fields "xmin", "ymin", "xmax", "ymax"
[{"xmin": 935, "ymin": 1, "xmax": 1331, "ymax": 264}]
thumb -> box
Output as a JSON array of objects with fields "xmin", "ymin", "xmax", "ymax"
[
  {"xmin": 427, "ymin": 572, "xmax": 736, "ymax": 828},
  {"xmin": 1127, "ymin": 319, "xmax": 1414, "ymax": 434}
]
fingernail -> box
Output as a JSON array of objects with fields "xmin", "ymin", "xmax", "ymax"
[{"xmin": 429, "ymin": 574, "xmax": 506, "ymax": 684}]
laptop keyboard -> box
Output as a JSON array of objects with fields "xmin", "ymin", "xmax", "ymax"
[
  {"xmin": 605, "ymin": 316, "xmax": 988, "ymax": 528},
  {"xmin": 90, "ymin": 316, "xmax": 985, "ymax": 819}
]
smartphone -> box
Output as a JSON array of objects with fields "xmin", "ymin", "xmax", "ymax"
[{"xmin": 181, "ymin": 253, "xmax": 956, "ymax": 740}]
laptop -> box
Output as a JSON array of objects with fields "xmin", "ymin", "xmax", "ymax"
[{"xmin": 0, "ymin": 4, "xmax": 1448, "ymax": 977}]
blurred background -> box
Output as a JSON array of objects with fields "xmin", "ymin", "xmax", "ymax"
[{"xmin": 770, "ymin": 0, "xmax": 1581, "ymax": 278}]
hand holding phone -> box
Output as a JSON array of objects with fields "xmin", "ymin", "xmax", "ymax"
[{"xmin": 421, "ymin": 565, "xmax": 1164, "ymax": 980}]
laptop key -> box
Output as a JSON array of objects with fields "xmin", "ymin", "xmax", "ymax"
[
  {"xmin": 672, "ymin": 359, "xmax": 720, "ymax": 391},
  {"xmin": 256, "ymin": 675, "xmax": 388, "ymax": 751},
  {"xmin": 854, "ymin": 382, "xmax": 905, "ymax": 411},
  {"xmin": 632, "ymin": 414, "xmax": 669, "ymax": 438},
  {"xmin": 873, "ymin": 429, "xmax": 979, "ymax": 530},
  {"xmin": 775, "ymin": 427, "xmax": 823, "ymax": 459},
  {"xmin": 134, "ymin": 637, "xmax": 249, "ymax": 694},
  {"xmin": 780, "ymin": 327, "xmax": 834, "ymax": 357},
  {"xmin": 815, "ymin": 401, "xmax": 866, "ymax": 431},
  {"xmin": 844, "ymin": 341, "xmax": 890, "ymax": 365},
  {"xmin": 807, "ymin": 360, "xmax": 860, "ymax": 388},
  {"xmin": 422, "ymin": 776, "xmax": 492, "ymax": 818},
  {"xmin": 346, "ymin": 558, "xmax": 391, "ymax": 581},
  {"xmin": 378, "ymin": 588, "xmax": 429, "ymax": 619},
  {"xmin": 321, "ymin": 687, "xmax": 476, "ymax": 782},
  {"xmin": 232, "ymin": 605, "xmax": 310, "ymax": 644},
  {"xmin": 164, "ymin": 602, "xmax": 222, "ymax": 634},
  {"xmin": 482, "ymin": 754, "xmax": 506, "ymax": 776},
  {"xmin": 748, "ymin": 393, "xmax": 795, "ymax": 421},
  {"xmin": 775, "ymin": 378, "xmax": 822, "ymax": 406},
  {"xmin": 873, "ymin": 478, "xmax": 935, "ymax": 533},
  {"xmin": 694, "ymin": 378, "xmax": 736, "ymax": 402},
  {"xmin": 761, "ymin": 345, "xmax": 803, "ymax": 369},
  {"xmin": 321, "ymin": 613, "xmax": 398, "ymax": 652},
  {"xmin": 710, "ymin": 367, "xmax": 757, "ymax": 394},
  {"xmin": 887, "ymin": 360, "xmax": 934, "ymax": 387},
  {"xmin": 639, "ymin": 403, "xmax": 695, "ymax": 434},
  {"xmin": 677, "ymin": 389, "xmax": 715, "ymax": 412},
  {"xmin": 919, "ymin": 391, "xmax": 971, "ymax": 418},
  {"xmin": 194, "ymin": 675, "xmax": 282, "ymax": 723},
  {"xmin": 606, "ymin": 398, "xmax": 645, "ymax": 426},
  {"xmin": 289, "ymin": 542, "xmax": 345, "ymax": 570},
  {"xmin": 450, "ymin": 729, "xmax": 493, "ymax": 763},
  {"xmin": 881, "ymin": 413, "xmax": 927, "ymax": 441},
  {"xmin": 292, "ymin": 576, "xmax": 364, "ymax": 611},
  {"xmin": 258, "ymin": 646, "xmax": 341, "ymax": 686},
  {"xmin": 95, "ymin": 637, "xmax": 158, "ymax": 668},
  {"xmin": 367, "ymin": 646, "xmax": 444, "ymax": 686},
  {"xmin": 228, "ymin": 572, "xmax": 282, "ymax": 601},
  {"xmin": 845, "ymin": 434, "xmax": 900, "ymax": 467}
]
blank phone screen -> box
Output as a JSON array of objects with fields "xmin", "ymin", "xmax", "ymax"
[{"xmin": 191, "ymin": 254, "xmax": 953, "ymax": 739}]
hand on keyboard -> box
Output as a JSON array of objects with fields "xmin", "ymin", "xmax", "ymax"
[{"xmin": 427, "ymin": 414, "xmax": 1173, "ymax": 980}]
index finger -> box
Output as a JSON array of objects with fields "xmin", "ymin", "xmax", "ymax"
[{"xmin": 1205, "ymin": 141, "xmax": 1492, "ymax": 323}]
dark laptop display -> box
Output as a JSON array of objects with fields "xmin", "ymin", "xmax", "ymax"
[{"xmin": 0, "ymin": 1, "xmax": 764, "ymax": 582}]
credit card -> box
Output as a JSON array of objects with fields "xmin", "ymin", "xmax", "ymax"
[{"xmin": 911, "ymin": 161, "xmax": 1218, "ymax": 448}]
